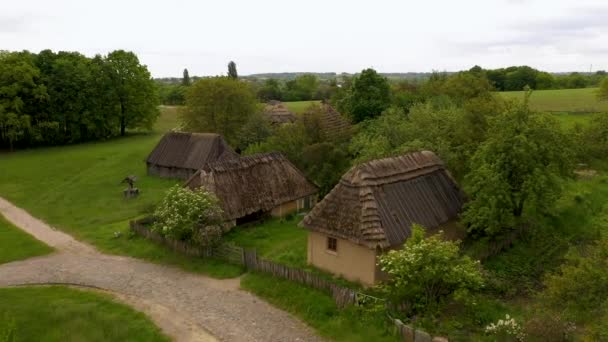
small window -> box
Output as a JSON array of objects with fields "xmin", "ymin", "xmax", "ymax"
[{"xmin": 327, "ymin": 237, "xmax": 337, "ymax": 252}]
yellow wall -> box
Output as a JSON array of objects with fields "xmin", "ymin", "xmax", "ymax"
[{"xmin": 307, "ymin": 231, "xmax": 378, "ymax": 286}]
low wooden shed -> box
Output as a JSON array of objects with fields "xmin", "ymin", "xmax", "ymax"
[
  {"xmin": 146, "ymin": 132, "xmax": 238, "ymax": 179},
  {"xmin": 301, "ymin": 151, "xmax": 465, "ymax": 286},
  {"xmin": 185, "ymin": 152, "xmax": 318, "ymax": 226}
]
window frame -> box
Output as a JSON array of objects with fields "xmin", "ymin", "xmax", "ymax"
[{"xmin": 326, "ymin": 236, "xmax": 338, "ymax": 253}]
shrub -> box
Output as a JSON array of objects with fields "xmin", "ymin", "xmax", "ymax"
[
  {"xmin": 542, "ymin": 239, "xmax": 608, "ymax": 320},
  {"xmin": 523, "ymin": 313, "xmax": 576, "ymax": 341},
  {"xmin": 484, "ymin": 314, "xmax": 526, "ymax": 342},
  {"xmin": 378, "ymin": 225, "xmax": 484, "ymax": 316},
  {"xmin": 153, "ymin": 185, "xmax": 224, "ymax": 246}
]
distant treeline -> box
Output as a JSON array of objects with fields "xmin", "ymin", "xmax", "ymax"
[
  {"xmin": 0, "ymin": 50, "xmax": 158, "ymax": 150},
  {"xmin": 157, "ymin": 66, "xmax": 607, "ymax": 105}
]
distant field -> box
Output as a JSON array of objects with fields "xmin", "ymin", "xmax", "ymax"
[
  {"xmin": 284, "ymin": 100, "xmax": 320, "ymax": 114},
  {"xmin": 500, "ymin": 88, "xmax": 607, "ymax": 113},
  {"xmin": 0, "ymin": 215, "xmax": 53, "ymax": 264}
]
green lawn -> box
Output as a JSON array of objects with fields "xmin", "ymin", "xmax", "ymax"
[
  {"xmin": 241, "ymin": 272, "xmax": 397, "ymax": 342},
  {"xmin": 224, "ymin": 216, "xmax": 308, "ymax": 268},
  {"xmin": 0, "ymin": 286, "xmax": 169, "ymax": 342},
  {"xmin": 284, "ymin": 100, "xmax": 321, "ymax": 114},
  {"xmin": 500, "ymin": 88, "xmax": 607, "ymax": 113},
  {"xmin": 0, "ymin": 107, "xmax": 242, "ymax": 278},
  {"xmin": 0, "ymin": 214, "xmax": 53, "ymax": 264}
]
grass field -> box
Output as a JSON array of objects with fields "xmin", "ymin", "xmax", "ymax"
[
  {"xmin": 0, "ymin": 106, "xmax": 242, "ymax": 278},
  {"xmin": 284, "ymin": 100, "xmax": 321, "ymax": 114},
  {"xmin": 223, "ymin": 216, "xmax": 308, "ymax": 268},
  {"xmin": 0, "ymin": 286, "xmax": 169, "ymax": 342},
  {"xmin": 500, "ymin": 88, "xmax": 607, "ymax": 113},
  {"xmin": 241, "ymin": 272, "xmax": 397, "ymax": 342},
  {"xmin": 0, "ymin": 215, "xmax": 53, "ymax": 264}
]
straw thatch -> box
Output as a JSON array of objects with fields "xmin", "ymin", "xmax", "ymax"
[
  {"xmin": 263, "ymin": 101, "xmax": 296, "ymax": 125},
  {"xmin": 301, "ymin": 151, "xmax": 465, "ymax": 249},
  {"xmin": 185, "ymin": 152, "xmax": 318, "ymax": 221},
  {"xmin": 321, "ymin": 103, "xmax": 353, "ymax": 138},
  {"xmin": 146, "ymin": 132, "xmax": 238, "ymax": 179}
]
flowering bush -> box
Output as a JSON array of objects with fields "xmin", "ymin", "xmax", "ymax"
[
  {"xmin": 153, "ymin": 185, "xmax": 224, "ymax": 247},
  {"xmin": 485, "ymin": 314, "xmax": 526, "ymax": 341},
  {"xmin": 378, "ymin": 224, "xmax": 484, "ymax": 315}
]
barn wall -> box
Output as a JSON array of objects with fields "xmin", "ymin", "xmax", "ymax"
[
  {"xmin": 307, "ymin": 231, "xmax": 377, "ymax": 286},
  {"xmin": 147, "ymin": 164, "xmax": 195, "ymax": 180},
  {"xmin": 270, "ymin": 195, "xmax": 317, "ymax": 218}
]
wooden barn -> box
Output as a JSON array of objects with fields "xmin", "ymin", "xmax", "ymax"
[
  {"xmin": 185, "ymin": 152, "xmax": 318, "ymax": 226},
  {"xmin": 146, "ymin": 132, "xmax": 238, "ymax": 179},
  {"xmin": 301, "ymin": 151, "xmax": 465, "ymax": 286},
  {"xmin": 263, "ymin": 101, "xmax": 296, "ymax": 125}
]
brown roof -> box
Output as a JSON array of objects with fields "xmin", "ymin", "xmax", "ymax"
[
  {"xmin": 319, "ymin": 104, "xmax": 353, "ymax": 139},
  {"xmin": 185, "ymin": 152, "xmax": 318, "ymax": 220},
  {"xmin": 146, "ymin": 132, "xmax": 238, "ymax": 170},
  {"xmin": 301, "ymin": 151, "xmax": 465, "ymax": 249},
  {"xmin": 263, "ymin": 102, "xmax": 296, "ymax": 125}
]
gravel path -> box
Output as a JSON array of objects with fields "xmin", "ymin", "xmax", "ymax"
[{"xmin": 0, "ymin": 197, "xmax": 322, "ymax": 342}]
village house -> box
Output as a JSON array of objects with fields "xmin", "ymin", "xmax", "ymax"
[
  {"xmin": 301, "ymin": 151, "xmax": 465, "ymax": 286},
  {"xmin": 146, "ymin": 132, "xmax": 238, "ymax": 179},
  {"xmin": 185, "ymin": 152, "xmax": 318, "ymax": 227},
  {"xmin": 263, "ymin": 101, "xmax": 296, "ymax": 125}
]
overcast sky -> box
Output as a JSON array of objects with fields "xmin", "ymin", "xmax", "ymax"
[{"xmin": 2, "ymin": 0, "xmax": 607, "ymax": 77}]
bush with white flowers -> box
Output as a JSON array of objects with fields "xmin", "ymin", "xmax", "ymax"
[
  {"xmin": 485, "ymin": 314, "xmax": 526, "ymax": 342},
  {"xmin": 378, "ymin": 224, "xmax": 484, "ymax": 316},
  {"xmin": 153, "ymin": 185, "xmax": 224, "ymax": 247}
]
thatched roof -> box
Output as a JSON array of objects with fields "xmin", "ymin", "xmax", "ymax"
[
  {"xmin": 319, "ymin": 103, "xmax": 353, "ymax": 139},
  {"xmin": 146, "ymin": 132, "xmax": 238, "ymax": 170},
  {"xmin": 185, "ymin": 152, "xmax": 318, "ymax": 220},
  {"xmin": 263, "ymin": 101, "xmax": 296, "ymax": 125},
  {"xmin": 301, "ymin": 151, "xmax": 465, "ymax": 249}
]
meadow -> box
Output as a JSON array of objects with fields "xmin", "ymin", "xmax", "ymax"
[
  {"xmin": 0, "ymin": 286, "xmax": 169, "ymax": 342},
  {"xmin": 500, "ymin": 87, "xmax": 607, "ymax": 113},
  {"xmin": 0, "ymin": 215, "xmax": 53, "ymax": 264},
  {"xmin": 284, "ymin": 100, "xmax": 321, "ymax": 113},
  {"xmin": 0, "ymin": 106, "xmax": 242, "ymax": 278}
]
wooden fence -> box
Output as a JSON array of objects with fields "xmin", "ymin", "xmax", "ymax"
[
  {"xmin": 131, "ymin": 218, "xmax": 379, "ymax": 308},
  {"xmin": 244, "ymin": 249, "xmax": 381, "ymax": 308},
  {"xmin": 129, "ymin": 219, "xmax": 244, "ymax": 264}
]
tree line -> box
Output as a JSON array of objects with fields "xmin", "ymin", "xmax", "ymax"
[{"xmin": 0, "ymin": 49, "xmax": 158, "ymax": 150}]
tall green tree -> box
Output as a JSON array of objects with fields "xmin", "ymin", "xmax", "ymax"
[
  {"xmin": 182, "ymin": 68, "xmax": 191, "ymax": 86},
  {"xmin": 462, "ymin": 96, "xmax": 573, "ymax": 237},
  {"xmin": 181, "ymin": 77, "xmax": 257, "ymax": 146},
  {"xmin": 227, "ymin": 61, "xmax": 238, "ymax": 79},
  {"xmin": 344, "ymin": 68, "xmax": 391, "ymax": 123},
  {"xmin": 105, "ymin": 50, "xmax": 159, "ymax": 136}
]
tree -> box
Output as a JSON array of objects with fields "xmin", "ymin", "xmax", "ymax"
[
  {"xmin": 105, "ymin": 50, "xmax": 159, "ymax": 136},
  {"xmin": 257, "ymin": 78, "xmax": 282, "ymax": 101},
  {"xmin": 344, "ymin": 68, "xmax": 391, "ymax": 123},
  {"xmin": 182, "ymin": 68, "xmax": 191, "ymax": 86},
  {"xmin": 462, "ymin": 96, "xmax": 573, "ymax": 237},
  {"xmin": 597, "ymin": 77, "xmax": 608, "ymax": 102},
  {"xmin": 227, "ymin": 61, "xmax": 238, "ymax": 79},
  {"xmin": 378, "ymin": 225, "xmax": 484, "ymax": 316},
  {"xmin": 181, "ymin": 77, "xmax": 258, "ymax": 146}
]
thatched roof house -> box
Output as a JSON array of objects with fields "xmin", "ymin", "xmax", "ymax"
[
  {"xmin": 146, "ymin": 132, "xmax": 238, "ymax": 179},
  {"xmin": 185, "ymin": 152, "xmax": 318, "ymax": 226},
  {"xmin": 302, "ymin": 151, "xmax": 465, "ymax": 285},
  {"xmin": 318, "ymin": 103, "xmax": 353, "ymax": 139},
  {"xmin": 263, "ymin": 101, "xmax": 296, "ymax": 125}
]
